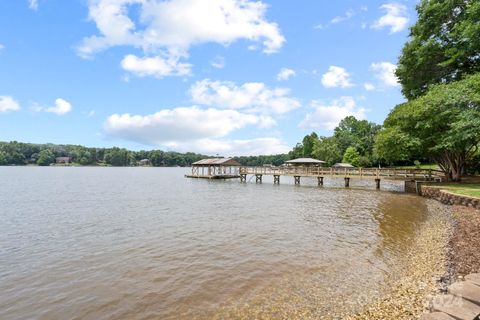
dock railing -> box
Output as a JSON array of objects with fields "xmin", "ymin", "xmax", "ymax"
[{"xmin": 239, "ymin": 166, "xmax": 445, "ymax": 181}]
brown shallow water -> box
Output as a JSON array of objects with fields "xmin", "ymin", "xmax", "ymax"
[{"xmin": 0, "ymin": 167, "xmax": 430, "ymax": 319}]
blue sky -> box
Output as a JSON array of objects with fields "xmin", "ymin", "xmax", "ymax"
[{"xmin": 0, "ymin": 0, "xmax": 414, "ymax": 155}]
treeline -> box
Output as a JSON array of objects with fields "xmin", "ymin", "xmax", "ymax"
[{"xmin": 0, "ymin": 141, "xmax": 207, "ymax": 167}]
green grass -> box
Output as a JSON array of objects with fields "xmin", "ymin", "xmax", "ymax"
[
  {"xmin": 436, "ymin": 184, "xmax": 480, "ymax": 198},
  {"xmin": 397, "ymin": 164, "xmax": 440, "ymax": 170}
]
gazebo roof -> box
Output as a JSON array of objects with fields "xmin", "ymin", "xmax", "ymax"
[
  {"xmin": 285, "ymin": 158, "xmax": 326, "ymax": 164},
  {"xmin": 192, "ymin": 158, "xmax": 241, "ymax": 166}
]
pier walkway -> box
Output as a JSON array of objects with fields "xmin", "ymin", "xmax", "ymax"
[{"xmin": 238, "ymin": 167, "xmax": 445, "ymax": 188}]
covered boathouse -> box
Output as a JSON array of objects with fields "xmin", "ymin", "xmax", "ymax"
[
  {"xmin": 186, "ymin": 158, "xmax": 241, "ymax": 179},
  {"xmin": 285, "ymin": 158, "xmax": 326, "ymax": 167}
]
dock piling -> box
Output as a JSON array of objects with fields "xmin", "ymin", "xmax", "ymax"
[
  {"xmin": 344, "ymin": 177, "xmax": 350, "ymax": 188},
  {"xmin": 273, "ymin": 175, "xmax": 280, "ymax": 184},
  {"xmin": 375, "ymin": 178, "xmax": 381, "ymax": 190},
  {"xmin": 255, "ymin": 174, "xmax": 263, "ymax": 184},
  {"xmin": 294, "ymin": 176, "xmax": 301, "ymax": 185},
  {"xmin": 317, "ymin": 176, "xmax": 324, "ymax": 186}
]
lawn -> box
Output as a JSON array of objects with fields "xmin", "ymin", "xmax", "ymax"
[{"xmin": 438, "ymin": 184, "xmax": 480, "ymax": 198}]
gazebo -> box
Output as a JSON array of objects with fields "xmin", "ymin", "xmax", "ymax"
[
  {"xmin": 187, "ymin": 158, "xmax": 241, "ymax": 179},
  {"xmin": 285, "ymin": 158, "xmax": 326, "ymax": 167}
]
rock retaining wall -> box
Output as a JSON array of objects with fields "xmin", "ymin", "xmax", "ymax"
[{"xmin": 421, "ymin": 186, "xmax": 480, "ymax": 209}]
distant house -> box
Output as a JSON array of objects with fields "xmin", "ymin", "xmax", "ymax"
[
  {"xmin": 332, "ymin": 163, "xmax": 354, "ymax": 168},
  {"xmin": 285, "ymin": 158, "xmax": 326, "ymax": 167},
  {"xmin": 139, "ymin": 159, "xmax": 150, "ymax": 166},
  {"xmin": 55, "ymin": 157, "xmax": 71, "ymax": 164}
]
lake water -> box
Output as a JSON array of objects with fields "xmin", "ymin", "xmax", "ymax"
[{"xmin": 0, "ymin": 167, "xmax": 430, "ymax": 319}]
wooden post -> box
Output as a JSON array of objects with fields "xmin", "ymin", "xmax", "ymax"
[
  {"xmin": 317, "ymin": 176, "xmax": 324, "ymax": 186},
  {"xmin": 375, "ymin": 178, "xmax": 381, "ymax": 190},
  {"xmin": 240, "ymin": 174, "xmax": 247, "ymax": 182},
  {"xmin": 344, "ymin": 177, "xmax": 350, "ymax": 188},
  {"xmin": 255, "ymin": 174, "xmax": 262, "ymax": 183},
  {"xmin": 294, "ymin": 176, "xmax": 301, "ymax": 185},
  {"xmin": 273, "ymin": 175, "xmax": 280, "ymax": 184}
]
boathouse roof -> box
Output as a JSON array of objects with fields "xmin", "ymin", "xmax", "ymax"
[
  {"xmin": 285, "ymin": 158, "xmax": 326, "ymax": 165},
  {"xmin": 192, "ymin": 158, "xmax": 241, "ymax": 166}
]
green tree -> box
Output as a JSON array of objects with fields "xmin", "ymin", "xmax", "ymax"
[
  {"xmin": 312, "ymin": 137, "xmax": 342, "ymax": 166},
  {"xmin": 104, "ymin": 147, "xmax": 129, "ymax": 166},
  {"xmin": 374, "ymin": 73, "xmax": 480, "ymax": 181},
  {"xmin": 342, "ymin": 146, "xmax": 361, "ymax": 167},
  {"xmin": 36, "ymin": 149, "xmax": 55, "ymax": 166},
  {"xmin": 302, "ymin": 132, "xmax": 318, "ymax": 157},
  {"xmin": 334, "ymin": 116, "xmax": 381, "ymax": 163},
  {"xmin": 397, "ymin": 0, "xmax": 480, "ymax": 99},
  {"xmin": 0, "ymin": 151, "xmax": 8, "ymax": 165}
]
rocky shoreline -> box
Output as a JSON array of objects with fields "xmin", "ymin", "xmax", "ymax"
[{"xmin": 345, "ymin": 198, "xmax": 480, "ymax": 320}]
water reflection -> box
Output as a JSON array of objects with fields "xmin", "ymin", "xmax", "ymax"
[{"xmin": 0, "ymin": 167, "xmax": 429, "ymax": 319}]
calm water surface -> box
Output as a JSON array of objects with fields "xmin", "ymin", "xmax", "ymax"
[{"xmin": 0, "ymin": 167, "xmax": 429, "ymax": 319}]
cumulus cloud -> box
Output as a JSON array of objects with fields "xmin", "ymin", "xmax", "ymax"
[
  {"xmin": 120, "ymin": 54, "xmax": 191, "ymax": 78},
  {"xmin": 364, "ymin": 83, "xmax": 376, "ymax": 91},
  {"xmin": 189, "ymin": 79, "xmax": 301, "ymax": 114},
  {"xmin": 321, "ymin": 66, "xmax": 353, "ymax": 88},
  {"xmin": 34, "ymin": 98, "xmax": 72, "ymax": 115},
  {"xmin": 299, "ymin": 97, "xmax": 367, "ymax": 130},
  {"xmin": 78, "ymin": 0, "xmax": 285, "ymax": 76},
  {"xmin": 331, "ymin": 9, "xmax": 355, "ymax": 24},
  {"xmin": 103, "ymin": 106, "xmax": 265, "ymax": 145},
  {"xmin": 371, "ymin": 62, "xmax": 399, "ymax": 87},
  {"xmin": 28, "ymin": 0, "xmax": 38, "ymax": 10},
  {"xmin": 166, "ymin": 137, "xmax": 290, "ymax": 156},
  {"xmin": 276, "ymin": 68, "xmax": 296, "ymax": 81},
  {"xmin": 0, "ymin": 96, "xmax": 21, "ymax": 113},
  {"xmin": 372, "ymin": 3, "xmax": 409, "ymax": 33}
]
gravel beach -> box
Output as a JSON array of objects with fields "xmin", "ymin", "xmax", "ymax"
[{"xmin": 344, "ymin": 200, "xmax": 454, "ymax": 320}]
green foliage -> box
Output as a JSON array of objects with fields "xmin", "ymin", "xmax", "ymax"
[
  {"xmin": 374, "ymin": 73, "xmax": 480, "ymax": 180},
  {"xmin": 342, "ymin": 147, "xmax": 361, "ymax": 167},
  {"xmin": 311, "ymin": 137, "xmax": 342, "ymax": 166},
  {"xmin": 334, "ymin": 116, "xmax": 381, "ymax": 164},
  {"xmin": 36, "ymin": 149, "xmax": 55, "ymax": 166},
  {"xmin": 0, "ymin": 141, "xmax": 207, "ymax": 167},
  {"xmin": 397, "ymin": 0, "xmax": 480, "ymax": 99},
  {"xmin": 234, "ymin": 154, "xmax": 288, "ymax": 166}
]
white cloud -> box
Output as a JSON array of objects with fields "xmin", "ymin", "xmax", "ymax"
[
  {"xmin": 189, "ymin": 79, "xmax": 301, "ymax": 114},
  {"xmin": 331, "ymin": 9, "xmax": 355, "ymax": 24},
  {"xmin": 364, "ymin": 83, "xmax": 376, "ymax": 91},
  {"xmin": 210, "ymin": 56, "xmax": 225, "ymax": 69},
  {"xmin": 371, "ymin": 62, "xmax": 399, "ymax": 87},
  {"xmin": 28, "ymin": 0, "xmax": 38, "ymax": 10},
  {"xmin": 299, "ymin": 97, "xmax": 367, "ymax": 130},
  {"xmin": 104, "ymin": 106, "xmax": 263, "ymax": 145},
  {"xmin": 276, "ymin": 68, "xmax": 296, "ymax": 81},
  {"xmin": 120, "ymin": 54, "xmax": 192, "ymax": 78},
  {"xmin": 321, "ymin": 66, "xmax": 353, "ymax": 88},
  {"xmin": 0, "ymin": 96, "xmax": 21, "ymax": 113},
  {"xmin": 166, "ymin": 137, "xmax": 290, "ymax": 156},
  {"xmin": 34, "ymin": 98, "xmax": 72, "ymax": 115},
  {"xmin": 372, "ymin": 3, "xmax": 409, "ymax": 33},
  {"xmin": 78, "ymin": 0, "xmax": 285, "ymax": 76}
]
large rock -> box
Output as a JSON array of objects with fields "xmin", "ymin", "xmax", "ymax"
[
  {"xmin": 466, "ymin": 274, "xmax": 480, "ymax": 287},
  {"xmin": 449, "ymin": 281, "xmax": 480, "ymax": 306},
  {"xmin": 432, "ymin": 294, "xmax": 480, "ymax": 320}
]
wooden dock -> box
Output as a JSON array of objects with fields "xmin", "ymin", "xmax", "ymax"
[{"xmin": 238, "ymin": 166, "xmax": 444, "ymax": 187}]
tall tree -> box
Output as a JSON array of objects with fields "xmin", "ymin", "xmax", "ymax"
[
  {"xmin": 397, "ymin": 0, "xmax": 480, "ymax": 99},
  {"xmin": 374, "ymin": 73, "xmax": 480, "ymax": 181}
]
